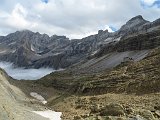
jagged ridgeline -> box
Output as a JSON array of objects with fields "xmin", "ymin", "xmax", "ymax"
[{"xmin": 0, "ymin": 15, "xmax": 160, "ymax": 70}]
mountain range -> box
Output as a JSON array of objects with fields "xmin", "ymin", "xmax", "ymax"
[
  {"xmin": 0, "ymin": 15, "xmax": 160, "ymax": 120},
  {"xmin": 0, "ymin": 15, "xmax": 160, "ymax": 70}
]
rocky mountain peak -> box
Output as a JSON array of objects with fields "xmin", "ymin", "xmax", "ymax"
[
  {"xmin": 118, "ymin": 15, "xmax": 149, "ymax": 36},
  {"xmin": 98, "ymin": 29, "xmax": 109, "ymax": 34},
  {"xmin": 124, "ymin": 15, "xmax": 148, "ymax": 27},
  {"xmin": 127, "ymin": 15, "xmax": 144, "ymax": 23},
  {"xmin": 98, "ymin": 30, "xmax": 104, "ymax": 34},
  {"xmin": 15, "ymin": 29, "xmax": 34, "ymax": 35}
]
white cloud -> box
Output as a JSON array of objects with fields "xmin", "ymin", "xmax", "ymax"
[
  {"xmin": 0, "ymin": 0, "xmax": 160, "ymax": 39},
  {"xmin": 142, "ymin": 0, "xmax": 156, "ymax": 6},
  {"xmin": 0, "ymin": 61, "xmax": 54, "ymax": 80},
  {"xmin": 104, "ymin": 26, "xmax": 114, "ymax": 32},
  {"xmin": 7, "ymin": 3, "xmax": 29, "ymax": 28}
]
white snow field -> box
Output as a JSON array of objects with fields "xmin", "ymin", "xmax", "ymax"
[
  {"xmin": 30, "ymin": 92, "xmax": 47, "ymax": 104},
  {"xmin": 33, "ymin": 110, "xmax": 62, "ymax": 120}
]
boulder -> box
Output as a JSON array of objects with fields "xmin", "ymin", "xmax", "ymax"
[
  {"xmin": 100, "ymin": 103, "xmax": 125, "ymax": 116},
  {"xmin": 90, "ymin": 104, "xmax": 101, "ymax": 113},
  {"xmin": 154, "ymin": 105, "xmax": 160, "ymax": 110}
]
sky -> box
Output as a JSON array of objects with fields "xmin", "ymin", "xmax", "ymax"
[{"xmin": 0, "ymin": 0, "xmax": 160, "ymax": 39}]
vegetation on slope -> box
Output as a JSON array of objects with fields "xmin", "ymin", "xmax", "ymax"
[{"xmin": 38, "ymin": 47, "xmax": 160, "ymax": 95}]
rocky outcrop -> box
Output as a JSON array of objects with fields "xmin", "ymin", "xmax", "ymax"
[
  {"xmin": 100, "ymin": 103, "xmax": 125, "ymax": 116},
  {"xmin": 94, "ymin": 28, "xmax": 160, "ymax": 58},
  {"xmin": 117, "ymin": 15, "xmax": 149, "ymax": 36}
]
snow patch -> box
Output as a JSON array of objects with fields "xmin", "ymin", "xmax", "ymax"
[
  {"xmin": 30, "ymin": 92, "xmax": 47, "ymax": 104},
  {"xmin": 8, "ymin": 42, "xmax": 16, "ymax": 45},
  {"xmin": 53, "ymin": 52, "xmax": 61, "ymax": 55},
  {"xmin": 33, "ymin": 110, "xmax": 62, "ymax": 120},
  {"xmin": 31, "ymin": 44, "xmax": 35, "ymax": 51},
  {"xmin": 0, "ymin": 50, "xmax": 6, "ymax": 53},
  {"xmin": 103, "ymin": 37, "xmax": 121, "ymax": 44},
  {"xmin": 77, "ymin": 42, "xmax": 82, "ymax": 45},
  {"xmin": 11, "ymin": 50, "xmax": 16, "ymax": 53},
  {"xmin": 104, "ymin": 37, "xmax": 112, "ymax": 42},
  {"xmin": 91, "ymin": 50, "xmax": 98, "ymax": 55},
  {"xmin": 114, "ymin": 37, "xmax": 121, "ymax": 42}
]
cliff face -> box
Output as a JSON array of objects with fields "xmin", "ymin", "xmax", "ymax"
[
  {"xmin": 0, "ymin": 15, "xmax": 160, "ymax": 69},
  {"xmin": 94, "ymin": 28, "xmax": 160, "ymax": 57}
]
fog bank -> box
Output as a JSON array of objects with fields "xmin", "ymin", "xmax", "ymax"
[{"xmin": 0, "ymin": 62, "xmax": 55, "ymax": 80}]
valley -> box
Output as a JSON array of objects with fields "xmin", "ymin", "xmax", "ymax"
[{"xmin": 0, "ymin": 15, "xmax": 160, "ymax": 120}]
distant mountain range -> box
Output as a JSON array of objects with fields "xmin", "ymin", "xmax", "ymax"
[{"xmin": 0, "ymin": 15, "xmax": 160, "ymax": 70}]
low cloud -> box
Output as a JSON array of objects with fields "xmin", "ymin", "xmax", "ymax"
[{"xmin": 0, "ymin": 62, "xmax": 54, "ymax": 80}]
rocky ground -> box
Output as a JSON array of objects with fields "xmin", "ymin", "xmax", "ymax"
[
  {"xmin": 37, "ymin": 47, "xmax": 160, "ymax": 120},
  {"xmin": 52, "ymin": 93, "xmax": 160, "ymax": 120}
]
